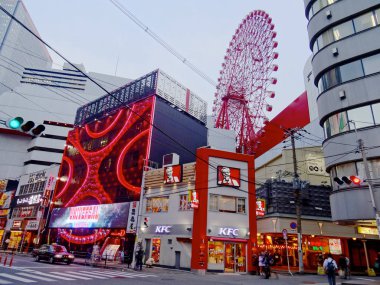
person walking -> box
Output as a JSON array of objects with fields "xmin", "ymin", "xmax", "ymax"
[
  {"xmin": 135, "ymin": 248, "xmax": 144, "ymax": 271},
  {"xmin": 323, "ymin": 253, "xmax": 338, "ymax": 285}
]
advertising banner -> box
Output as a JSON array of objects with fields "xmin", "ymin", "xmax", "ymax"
[
  {"xmin": 163, "ymin": 165, "xmax": 182, "ymax": 184},
  {"xmin": 49, "ymin": 202, "xmax": 131, "ymax": 228},
  {"xmin": 305, "ymin": 153, "xmax": 329, "ymax": 176},
  {"xmin": 15, "ymin": 193, "xmax": 42, "ymax": 207},
  {"xmin": 26, "ymin": 220, "xmax": 39, "ymax": 231},
  {"xmin": 256, "ymin": 199, "xmax": 266, "ymax": 216}
]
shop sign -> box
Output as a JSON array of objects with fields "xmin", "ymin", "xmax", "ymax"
[
  {"xmin": 190, "ymin": 191, "xmax": 199, "ymax": 209},
  {"xmin": 126, "ymin": 201, "xmax": 139, "ymax": 233},
  {"xmin": 25, "ymin": 220, "xmax": 39, "ymax": 231},
  {"xmin": 0, "ymin": 191, "xmax": 15, "ymax": 209},
  {"xmin": 45, "ymin": 176, "xmax": 56, "ymax": 191},
  {"xmin": 12, "ymin": 220, "xmax": 22, "ymax": 228},
  {"xmin": 16, "ymin": 194, "xmax": 41, "ymax": 207},
  {"xmin": 305, "ymin": 154, "xmax": 329, "ymax": 176},
  {"xmin": 357, "ymin": 226, "xmax": 379, "ymax": 235},
  {"xmin": 155, "ymin": 226, "xmax": 172, "ymax": 234},
  {"xmin": 163, "ymin": 165, "xmax": 182, "ymax": 184},
  {"xmin": 218, "ymin": 227, "xmax": 239, "ymax": 237},
  {"xmin": 328, "ymin": 239, "xmax": 342, "ymax": 255},
  {"xmin": 217, "ymin": 166, "xmax": 240, "ymax": 187},
  {"xmin": 0, "ymin": 209, "xmax": 9, "ymax": 216},
  {"xmin": 256, "ymin": 199, "xmax": 266, "ymax": 216}
]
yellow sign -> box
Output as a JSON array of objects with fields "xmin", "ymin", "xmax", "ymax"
[{"xmin": 357, "ymin": 226, "xmax": 379, "ymax": 235}]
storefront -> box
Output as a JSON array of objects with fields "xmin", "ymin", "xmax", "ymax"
[{"xmin": 139, "ymin": 148, "xmax": 256, "ymax": 273}]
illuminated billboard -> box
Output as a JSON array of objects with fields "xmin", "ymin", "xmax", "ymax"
[
  {"xmin": 163, "ymin": 165, "xmax": 182, "ymax": 184},
  {"xmin": 49, "ymin": 202, "xmax": 131, "ymax": 228},
  {"xmin": 217, "ymin": 166, "xmax": 240, "ymax": 187},
  {"xmin": 54, "ymin": 97, "xmax": 155, "ymax": 207}
]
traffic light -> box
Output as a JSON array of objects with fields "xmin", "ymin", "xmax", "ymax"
[
  {"xmin": 333, "ymin": 176, "xmax": 362, "ymax": 186},
  {"xmin": 5, "ymin": 117, "xmax": 45, "ymax": 136},
  {"xmin": 6, "ymin": 117, "xmax": 23, "ymax": 129},
  {"xmin": 143, "ymin": 217, "xmax": 150, "ymax": 228}
]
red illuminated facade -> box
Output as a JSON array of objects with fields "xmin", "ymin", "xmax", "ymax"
[{"xmin": 53, "ymin": 97, "xmax": 155, "ymax": 245}]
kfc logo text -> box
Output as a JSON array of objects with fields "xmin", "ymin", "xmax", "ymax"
[
  {"xmin": 219, "ymin": 227, "xmax": 239, "ymax": 236},
  {"xmin": 155, "ymin": 226, "xmax": 172, "ymax": 233}
]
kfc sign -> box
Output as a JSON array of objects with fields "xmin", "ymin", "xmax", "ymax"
[
  {"xmin": 190, "ymin": 191, "xmax": 199, "ymax": 209},
  {"xmin": 217, "ymin": 166, "xmax": 240, "ymax": 187},
  {"xmin": 164, "ymin": 165, "xmax": 182, "ymax": 184},
  {"xmin": 256, "ymin": 199, "xmax": 266, "ymax": 216},
  {"xmin": 155, "ymin": 225, "xmax": 172, "ymax": 234},
  {"xmin": 219, "ymin": 227, "xmax": 239, "ymax": 237}
]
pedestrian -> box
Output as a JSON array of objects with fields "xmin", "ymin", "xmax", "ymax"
[
  {"xmin": 323, "ymin": 253, "xmax": 338, "ymax": 285},
  {"xmin": 135, "ymin": 248, "xmax": 144, "ymax": 271},
  {"xmin": 125, "ymin": 252, "xmax": 132, "ymax": 268},
  {"xmin": 120, "ymin": 250, "xmax": 124, "ymax": 264},
  {"xmin": 258, "ymin": 252, "xmax": 265, "ymax": 276}
]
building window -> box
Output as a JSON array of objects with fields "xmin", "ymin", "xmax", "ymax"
[
  {"xmin": 372, "ymin": 103, "xmax": 380, "ymax": 124},
  {"xmin": 179, "ymin": 194, "xmax": 192, "ymax": 211},
  {"xmin": 353, "ymin": 11, "xmax": 377, "ymax": 33},
  {"xmin": 339, "ymin": 61, "xmax": 364, "ymax": 83},
  {"xmin": 209, "ymin": 195, "xmax": 218, "ymax": 211},
  {"xmin": 309, "ymin": 0, "xmax": 337, "ymax": 20},
  {"xmin": 362, "ymin": 54, "xmax": 380, "ymax": 76},
  {"xmin": 347, "ymin": 106, "xmax": 374, "ymax": 129},
  {"xmin": 237, "ymin": 198, "xmax": 246, "ymax": 214},
  {"xmin": 146, "ymin": 197, "xmax": 169, "ymax": 213},
  {"xmin": 209, "ymin": 195, "xmax": 246, "ymax": 214}
]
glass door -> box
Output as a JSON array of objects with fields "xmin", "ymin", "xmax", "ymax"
[
  {"xmin": 224, "ymin": 243, "xmax": 246, "ymax": 273},
  {"xmin": 224, "ymin": 243, "xmax": 235, "ymax": 272}
]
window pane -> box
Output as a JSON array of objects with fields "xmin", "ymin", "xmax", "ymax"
[
  {"xmin": 362, "ymin": 54, "xmax": 380, "ymax": 75},
  {"xmin": 179, "ymin": 194, "xmax": 191, "ymax": 211},
  {"xmin": 329, "ymin": 112, "xmax": 348, "ymax": 136},
  {"xmin": 321, "ymin": 30, "xmax": 334, "ymax": 48},
  {"xmin": 209, "ymin": 195, "xmax": 218, "ymax": 211},
  {"xmin": 347, "ymin": 106, "xmax": 374, "ymax": 129},
  {"xmin": 332, "ymin": 21, "xmax": 354, "ymax": 41},
  {"xmin": 325, "ymin": 68, "xmax": 339, "ymax": 89},
  {"xmin": 375, "ymin": 9, "xmax": 380, "ymax": 25},
  {"xmin": 339, "ymin": 60, "xmax": 364, "ymax": 82},
  {"xmin": 219, "ymin": 196, "xmax": 236, "ymax": 213},
  {"xmin": 324, "ymin": 119, "xmax": 332, "ymax": 138},
  {"xmin": 237, "ymin": 198, "xmax": 246, "ymax": 214},
  {"xmin": 370, "ymin": 159, "xmax": 380, "ymax": 180},
  {"xmin": 313, "ymin": 40, "xmax": 319, "ymax": 54},
  {"xmin": 354, "ymin": 12, "xmax": 376, "ymax": 33},
  {"xmin": 372, "ymin": 103, "xmax": 380, "ymax": 124}
]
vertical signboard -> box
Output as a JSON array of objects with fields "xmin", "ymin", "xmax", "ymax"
[{"xmin": 126, "ymin": 201, "xmax": 139, "ymax": 233}]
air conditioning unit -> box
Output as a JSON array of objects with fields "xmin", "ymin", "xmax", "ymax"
[{"xmin": 163, "ymin": 153, "xmax": 180, "ymax": 166}]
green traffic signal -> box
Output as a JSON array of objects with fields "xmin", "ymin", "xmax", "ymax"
[{"xmin": 7, "ymin": 117, "xmax": 24, "ymax": 129}]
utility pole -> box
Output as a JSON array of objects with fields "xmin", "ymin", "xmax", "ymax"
[
  {"xmin": 290, "ymin": 129, "xmax": 304, "ymax": 274},
  {"xmin": 350, "ymin": 120, "xmax": 380, "ymax": 239}
]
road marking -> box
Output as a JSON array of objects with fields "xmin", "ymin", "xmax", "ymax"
[
  {"xmin": 91, "ymin": 270, "xmax": 157, "ymax": 277},
  {"xmin": 16, "ymin": 272, "xmax": 55, "ymax": 281},
  {"xmin": 30, "ymin": 271, "xmax": 75, "ymax": 281},
  {"xmin": 354, "ymin": 277, "xmax": 376, "ymax": 282},
  {"xmin": 50, "ymin": 272, "xmax": 91, "ymax": 280},
  {"xmin": 65, "ymin": 271, "xmax": 108, "ymax": 279},
  {"xmin": 80, "ymin": 271, "xmax": 135, "ymax": 278},
  {"xmin": 0, "ymin": 273, "xmax": 36, "ymax": 283},
  {"xmin": 0, "ymin": 279, "xmax": 11, "ymax": 284}
]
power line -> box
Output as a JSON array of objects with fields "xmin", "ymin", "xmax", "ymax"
[{"xmin": 109, "ymin": 0, "xmax": 216, "ymax": 87}]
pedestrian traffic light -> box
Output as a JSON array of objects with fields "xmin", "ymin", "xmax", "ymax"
[
  {"xmin": 143, "ymin": 217, "xmax": 150, "ymax": 228},
  {"xmin": 5, "ymin": 116, "xmax": 45, "ymax": 136}
]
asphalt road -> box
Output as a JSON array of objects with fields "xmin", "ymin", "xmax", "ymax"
[{"xmin": 0, "ymin": 255, "xmax": 379, "ymax": 284}]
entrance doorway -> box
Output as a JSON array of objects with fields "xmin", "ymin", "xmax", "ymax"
[{"xmin": 224, "ymin": 243, "xmax": 246, "ymax": 273}]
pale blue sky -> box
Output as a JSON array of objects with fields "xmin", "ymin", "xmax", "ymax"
[{"xmin": 22, "ymin": 0, "xmax": 311, "ymax": 117}]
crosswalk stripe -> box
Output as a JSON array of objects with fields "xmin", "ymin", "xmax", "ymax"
[
  {"xmin": 50, "ymin": 272, "xmax": 91, "ymax": 280},
  {"xmin": 79, "ymin": 271, "xmax": 135, "ymax": 278},
  {"xmin": 16, "ymin": 272, "xmax": 55, "ymax": 281},
  {"xmin": 91, "ymin": 270, "xmax": 157, "ymax": 278},
  {"xmin": 0, "ymin": 273, "xmax": 36, "ymax": 283},
  {"xmin": 30, "ymin": 271, "xmax": 75, "ymax": 281},
  {"xmin": 0, "ymin": 279, "xmax": 11, "ymax": 284},
  {"xmin": 65, "ymin": 271, "xmax": 108, "ymax": 279}
]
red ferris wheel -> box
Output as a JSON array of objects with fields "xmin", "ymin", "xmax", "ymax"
[{"xmin": 213, "ymin": 10, "xmax": 278, "ymax": 154}]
